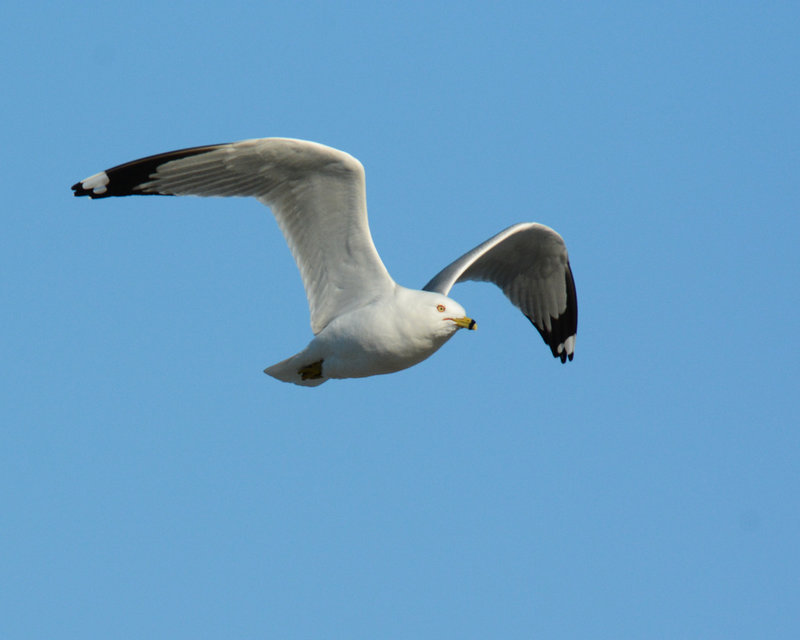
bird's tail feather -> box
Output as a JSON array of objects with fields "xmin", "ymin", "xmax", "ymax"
[{"xmin": 263, "ymin": 352, "xmax": 328, "ymax": 387}]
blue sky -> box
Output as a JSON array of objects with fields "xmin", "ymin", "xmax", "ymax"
[{"xmin": 3, "ymin": 2, "xmax": 799, "ymax": 638}]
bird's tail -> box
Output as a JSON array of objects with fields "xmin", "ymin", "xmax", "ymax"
[{"xmin": 263, "ymin": 351, "xmax": 328, "ymax": 387}]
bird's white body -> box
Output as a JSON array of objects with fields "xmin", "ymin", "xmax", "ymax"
[
  {"xmin": 265, "ymin": 286, "xmax": 468, "ymax": 386},
  {"xmin": 72, "ymin": 137, "xmax": 576, "ymax": 386}
]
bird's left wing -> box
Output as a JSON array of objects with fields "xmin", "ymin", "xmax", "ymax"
[
  {"xmin": 424, "ymin": 222, "xmax": 577, "ymax": 362},
  {"xmin": 72, "ymin": 138, "xmax": 396, "ymax": 334}
]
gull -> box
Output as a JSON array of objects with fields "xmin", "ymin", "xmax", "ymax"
[{"xmin": 72, "ymin": 138, "xmax": 577, "ymax": 386}]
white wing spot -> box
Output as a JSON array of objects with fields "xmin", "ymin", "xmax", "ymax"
[{"xmin": 81, "ymin": 171, "xmax": 109, "ymax": 195}]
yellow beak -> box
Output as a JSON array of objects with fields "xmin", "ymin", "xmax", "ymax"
[{"xmin": 451, "ymin": 316, "xmax": 477, "ymax": 330}]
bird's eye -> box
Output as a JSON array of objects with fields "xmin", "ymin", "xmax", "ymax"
[{"xmin": 436, "ymin": 304, "xmax": 446, "ymax": 312}]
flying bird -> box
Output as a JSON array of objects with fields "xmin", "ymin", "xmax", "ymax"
[{"xmin": 72, "ymin": 138, "xmax": 577, "ymax": 386}]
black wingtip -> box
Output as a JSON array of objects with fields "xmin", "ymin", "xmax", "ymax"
[
  {"xmin": 71, "ymin": 181, "xmax": 95, "ymax": 198},
  {"xmin": 526, "ymin": 261, "xmax": 578, "ymax": 364},
  {"xmin": 70, "ymin": 142, "xmax": 227, "ymax": 200}
]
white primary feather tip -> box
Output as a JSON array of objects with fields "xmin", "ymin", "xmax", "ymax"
[{"xmin": 79, "ymin": 171, "xmax": 109, "ymax": 195}]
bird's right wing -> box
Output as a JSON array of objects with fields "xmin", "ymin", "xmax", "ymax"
[
  {"xmin": 72, "ymin": 138, "xmax": 395, "ymax": 334},
  {"xmin": 424, "ymin": 223, "xmax": 577, "ymax": 362}
]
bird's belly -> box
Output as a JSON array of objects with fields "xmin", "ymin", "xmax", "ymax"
[{"xmin": 317, "ymin": 324, "xmax": 451, "ymax": 380}]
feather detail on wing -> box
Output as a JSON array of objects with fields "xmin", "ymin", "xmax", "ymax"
[
  {"xmin": 424, "ymin": 222, "xmax": 577, "ymax": 362},
  {"xmin": 72, "ymin": 138, "xmax": 395, "ymax": 334}
]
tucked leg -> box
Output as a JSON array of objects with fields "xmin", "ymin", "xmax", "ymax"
[{"xmin": 298, "ymin": 359, "xmax": 324, "ymax": 380}]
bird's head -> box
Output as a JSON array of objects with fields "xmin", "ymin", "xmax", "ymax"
[{"xmin": 412, "ymin": 290, "xmax": 476, "ymax": 338}]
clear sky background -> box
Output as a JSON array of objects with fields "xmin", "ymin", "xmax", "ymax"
[{"xmin": 3, "ymin": 2, "xmax": 799, "ymax": 638}]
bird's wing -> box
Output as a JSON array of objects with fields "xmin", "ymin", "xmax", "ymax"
[
  {"xmin": 423, "ymin": 222, "xmax": 577, "ymax": 362},
  {"xmin": 72, "ymin": 138, "xmax": 395, "ymax": 334}
]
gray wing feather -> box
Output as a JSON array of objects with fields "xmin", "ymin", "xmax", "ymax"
[
  {"xmin": 424, "ymin": 222, "xmax": 577, "ymax": 362},
  {"xmin": 73, "ymin": 138, "xmax": 395, "ymax": 334}
]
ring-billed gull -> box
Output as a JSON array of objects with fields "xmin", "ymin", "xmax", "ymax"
[{"xmin": 72, "ymin": 138, "xmax": 577, "ymax": 386}]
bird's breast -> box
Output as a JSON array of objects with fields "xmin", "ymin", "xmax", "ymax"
[{"xmin": 313, "ymin": 307, "xmax": 454, "ymax": 379}]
